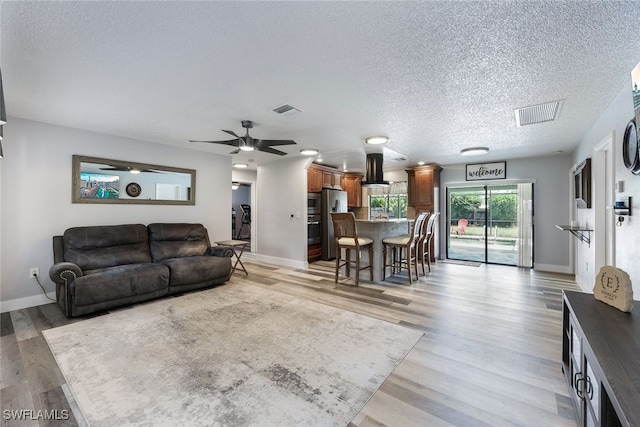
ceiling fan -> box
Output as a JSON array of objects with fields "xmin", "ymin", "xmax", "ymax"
[{"xmin": 189, "ymin": 120, "xmax": 296, "ymax": 156}]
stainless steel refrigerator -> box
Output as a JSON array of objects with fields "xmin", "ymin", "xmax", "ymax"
[{"xmin": 321, "ymin": 189, "xmax": 348, "ymax": 260}]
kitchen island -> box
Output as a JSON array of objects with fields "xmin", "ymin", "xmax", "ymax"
[{"xmin": 354, "ymin": 219, "xmax": 411, "ymax": 282}]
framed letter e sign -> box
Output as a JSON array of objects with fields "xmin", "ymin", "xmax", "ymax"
[{"xmin": 466, "ymin": 162, "xmax": 506, "ymax": 181}]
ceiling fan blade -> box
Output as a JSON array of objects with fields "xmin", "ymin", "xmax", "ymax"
[
  {"xmin": 255, "ymin": 139, "xmax": 297, "ymax": 147},
  {"xmin": 256, "ymin": 146, "xmax": 288, "ymax": 156},
  {"xmin": 229, "ymin": 149, "xmax": 241, "ymax": 154},
  {"xmin": 188, "ymin": 139, "xmax": 239, "ymax": 147},
  {"xmin": 222, "ymin": 129, "xmax": 241, "ymax": 138}
]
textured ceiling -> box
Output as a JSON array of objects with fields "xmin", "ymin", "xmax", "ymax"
[{"xmin": 2, "ymin": 1, "xmax": 640, "ymax": 172}]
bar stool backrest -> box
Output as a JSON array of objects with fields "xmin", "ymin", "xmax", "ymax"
[
  {"xmin": 412, "ymin": 212, "xmax": 429, "ymax": 246},
  {"xmin": 424, "ymin": 212, "xmax": 440, "ymax": 242},
  {"xmin": 331, "ymin": 212, "xmax": 358, "ymax": 243}
]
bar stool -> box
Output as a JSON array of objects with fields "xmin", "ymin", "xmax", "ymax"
[
  {"xmin": 419, "ymin": 212, "xmax": 440, "ymax": 274},
  {"xmin": 330, "ymin": 212, "xmax": 373, "ymax": 286},
  {"xmin": 382, "ymin": 212, "xmax": 429, "ymax": 284}
]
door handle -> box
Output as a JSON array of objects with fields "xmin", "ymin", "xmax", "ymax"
[
  {"xmin": 574, "ymin": 372, "xmax": 584, "ymax": 399},
  {"xmin": 586, "ymin": 376, "xmax": 594, "ymax": 400}
]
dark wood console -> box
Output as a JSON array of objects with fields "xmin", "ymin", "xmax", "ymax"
[{"xmin": 562, "ymin": 290, "xmax": 640, "ymax": 426}]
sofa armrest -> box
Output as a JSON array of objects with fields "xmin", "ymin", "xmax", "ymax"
[
  {"xmin": 49, "ymin": 262, "xmax": 83, "ymax": 285},
  {"xmin": 207, "ymin": 246, "xmax": 233, "ymax": 258}
]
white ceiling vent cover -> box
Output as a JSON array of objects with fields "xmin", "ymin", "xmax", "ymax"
[
  {"xmin": 515, "ymin": 101, "xmax": 563, "ymax": 127},
  {"xmin": 272, "ymin": 104, "xmax": 302, "ymax": 116}
]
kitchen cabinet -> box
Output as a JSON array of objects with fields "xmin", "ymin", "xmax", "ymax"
[
  {"xmin": 341, "ymin": 173, "xmax": 364, "ymax": 208},
  {"xmin": 308, "ymin": 166, "xmax": 323, "ymax": 193},
  {"xmin": 406, "ymin": 165, "xmax": 442, "ymax": 210},
  {"xmin": 406, "ymin": 164, "xmax": 442, "ymax": 261},
  {"xmin": 308, "ymin": 163, "xmax": 342, "ymax": 192},
  {"xmin": 562, "ymin": 290, "xmax": 639, "ymax": 426},
  {"xmin": 307, "ymin": 243, "xmax": 321, "ymax": 262}
]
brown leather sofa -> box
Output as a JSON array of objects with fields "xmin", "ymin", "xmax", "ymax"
[{"xmin": 49, "ymin": 223, "xmax": 233, "ymax": 317}]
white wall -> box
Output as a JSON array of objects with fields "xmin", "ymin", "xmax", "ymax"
[
  {"xmin": 573, "ymin": 83, "xmax": 640, "ymax": 296},
  {"xmin": 253, "ymin": 157, "xmax": 310, "ymax": 268},
  {"xmin": 440, "ymin": 155, "xmax": 572, "ymax": 272},
  {"xmin": 1, "ymin": 118, "xmax": 231, "ymax": 310}
]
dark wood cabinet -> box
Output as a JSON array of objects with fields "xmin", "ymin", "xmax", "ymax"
[
  {"xmin": 308, "ymin": 164, "xmax": 342, "ymax": 192},
  {"xmin": 322, "ymin": 170, "xmax": 334, "ymax": 189},
  {"xmin": 308, "ymin": 166, "xmax": 323, "ymax": 193},
  {"xmin": 341, "ymin": 173, "xmax": 363, "ymax": 208},
  {"xmin": 406, "ymin": 165, "xmax": 442, "ymax": 261},
  {"xmin": 562, "ymin": 291, "xmax": 639, "ymax": 426},
  {"xmin": 406, "ymin": 165, "xmax": 442, "ymax": 210},
  {"xmin": 307, "ymin": 243, "xmax": 322, "ymax": 262}
]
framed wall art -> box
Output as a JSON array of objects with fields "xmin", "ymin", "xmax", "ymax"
[{"xmin": 465, "ymin": 162, "xmax": 506, "ymax": 181}]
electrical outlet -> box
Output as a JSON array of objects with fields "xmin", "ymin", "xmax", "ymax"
[{"xmin": 30, "ymin": 267, "xmax": 39, "ymax": 278}]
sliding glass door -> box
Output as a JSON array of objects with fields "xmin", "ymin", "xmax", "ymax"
[{"xmin": 447, "ymin": 183, "xmax": 533, "ymax": 267}]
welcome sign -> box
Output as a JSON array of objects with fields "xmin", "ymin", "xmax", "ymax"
[{"xmin": 466, "ymin": 162, "xmax": 506, "ymax": 181}]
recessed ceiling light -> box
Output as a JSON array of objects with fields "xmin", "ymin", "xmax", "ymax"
[
  {"xmin": 300, "ymin": 148, "xmax": 319, "ymax": 156},
  {"xmin": 418, "ymin": 161, "xmax": 425, "ymax": 166},
  {"xmin": 460, "ymin": 147, "xmax": 489, "ymax": 156},
  {"xmin": 365, "ymin": 135, "xmax": 389, "ymax": 145},
  {"xmin": 233, "ymin": 163, "xmax": 248, "ymax": 168}
]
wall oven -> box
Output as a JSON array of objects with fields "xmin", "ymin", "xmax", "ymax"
[
  {"xmin": 307, "ymin": 214, "xmax": 322, "ymax": 245},
  {"xmin": 307, "ymin": 193, "xmax": 321, "ymax": 215}
]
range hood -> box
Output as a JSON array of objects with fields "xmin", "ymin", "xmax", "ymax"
[{"xmin": 361, "ymin": 153, "xmax": 389, "ymax": 187}]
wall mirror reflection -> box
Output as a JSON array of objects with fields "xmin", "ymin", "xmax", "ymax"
[{"xmin": 72, "ymin": 155, "xmax": 196, "ymax": 205}]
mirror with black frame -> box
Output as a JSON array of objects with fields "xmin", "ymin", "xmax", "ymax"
[{"xmin": 72, "ymin": 155, "xmax": 196, "ymax": 205}]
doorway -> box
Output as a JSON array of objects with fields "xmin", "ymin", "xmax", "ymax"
[
  {"xmin": 446, "ymin": 182, "xmax": 534, "ymax": 267},
  {"xmin": 232, "ymin": 183, "xmax": 251, "ymax": 245}
]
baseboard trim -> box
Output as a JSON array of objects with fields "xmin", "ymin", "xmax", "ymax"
[
  {"xmin": 534, "ymin": 263, "xmax": 573, "ymax": 274},
  {"xmin": 242, "ymin": 252, "xmax": 307, "ymax": 270},
  {"xmin": 574, "ymin": 276, "xmax": 593, "ymax": 293},
  {"xmin": 1, "ymin": 292, "xmax": 57, "ymax": 313}
]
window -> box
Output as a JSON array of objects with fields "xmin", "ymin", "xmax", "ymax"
[{"xmin": 369, "ymin": 194, "xmax": 408, "ymax": 220}]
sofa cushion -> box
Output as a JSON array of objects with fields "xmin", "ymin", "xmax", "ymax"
[
  {"xmin": 64, "ymin": 224, "xmax": 152, "ymax": 271},
  {"xmin": 161, "ymin": 256, "xmax": 232, "ymax": 287},
  {"xmin": 72, "ymin": 263, "xmax": 169, "ymax": 306},
  {"xmin": 148, "ymin": 223, "xmax": 209, "ymax": 262}
]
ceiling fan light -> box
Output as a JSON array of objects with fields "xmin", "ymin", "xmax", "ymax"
[
  {"xmin": 365, "ymin": 135, "xmax": 389, "ymax": 145},
  {"xmin": 239, "ymin": 139, "xmax": 254, "ymax": 151},
  {"xmin": 300, "ymin": 148, "xmax": 318, "ymax": 156},
  {"xmin": 460, "ymin": 147, "xmax": 489, "ymax": 156},
  {"xmin": 233, "ymin": 163, "xmax": 248, "ymax": 168}
]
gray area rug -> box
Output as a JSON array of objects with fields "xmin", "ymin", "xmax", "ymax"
[{"xmin": 44, "ymin": 284, "xmax": 423, "ymax": 426}]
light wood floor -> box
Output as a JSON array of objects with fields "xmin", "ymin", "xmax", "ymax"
[{"xmin": 1, "ymin": 259, "xmax": 580, "ymax": 426}]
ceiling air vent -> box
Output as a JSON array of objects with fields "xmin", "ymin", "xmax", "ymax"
[
  {"xmin": 272, "ymin": 104, "xmax": 302, "ymax": 116},
  {"xmin": 515, "ymin": 100, "xmax": 563, "ymax": 127}
]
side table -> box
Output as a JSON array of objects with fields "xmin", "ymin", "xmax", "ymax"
[{"xmin": 215, "ymin": 239, "xmax": 249, "ymax": 276}]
